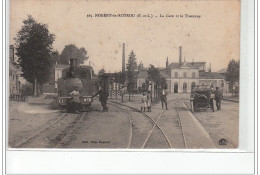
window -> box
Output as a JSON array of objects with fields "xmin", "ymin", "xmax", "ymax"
[
  {"xmin": 192, "ymin": 72, "xmax": 196, "ymax": 78},
  {"xmin": 183, "ymin": 72, "xmax": 187, "ymax": 78},
  {"xmin": 175, "ymin": 72, "xmax": 178, "ymax": 78},
  {"xmin": 183, "ymin": 83, "xmax": 187, "ymax": 89}
]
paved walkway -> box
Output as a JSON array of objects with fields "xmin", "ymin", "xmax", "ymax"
[
  {"xmin": 176, "ymin": 101, "xmax": 214, "ymax": 148},
  {"xmin": 223, "ymin": 93, "xmax": 239, "ymax": 102}
]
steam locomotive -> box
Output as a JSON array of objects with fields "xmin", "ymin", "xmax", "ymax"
[{"xmin": 57, "ymin": 59, "xmax": 99, "ymax": 111}]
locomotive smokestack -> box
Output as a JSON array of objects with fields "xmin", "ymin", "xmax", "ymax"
[
  {"xmin": 70, "ymin": 59, "xmax": 77, "ymax": 78},
  {"xmin": 179, "ymin": 46, "xmax": 182, "ymax": 67},
  {"xmin": 122, "ymin": 43, "xmax": 125, "ymax": 73}
]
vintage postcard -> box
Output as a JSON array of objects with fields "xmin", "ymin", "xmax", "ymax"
[{"xmin": 8, "ymin": 0, "xmax": 240, "ymax": 149}]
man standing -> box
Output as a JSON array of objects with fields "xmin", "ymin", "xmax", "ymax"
[
  {"xmin": 209, "ymin": 88, "xmax": 215, "ymax": 112},
  {"xmin": 69, "ymin": 87, "xmax": 81, "ymax": 113},
  {"xmin": 147, "ymin": 91, "xmax": 152, "ymax": 112},
  {"xmin": 160, "ymin": 87, "xmax": 168, "ymax": 110},
  {"xmin": 141, "ymin": 92, "xmax": 147, "ymax": 112},
  {"xmin": 215, "ymin": 87, "xmax": 222, "ymax": 110},
  {"xmin": 92, "ymin": 87, "xmax": 109, "ymax": 112}
]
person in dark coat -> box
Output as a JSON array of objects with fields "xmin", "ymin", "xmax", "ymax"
[
  {"xmin": 215, "ymin": 87, "xmax": 222, "ymax": 110},
  {"xmin": 160, "ymin": 87, "xmax": 168, "ymax": 110},
  {"xmin": 209, "ymin": 88, "xmax": 215, "ymax": 112},
  {"xmin": 92, "ymin": 87, "xmax": 109, "ymax": 111}
]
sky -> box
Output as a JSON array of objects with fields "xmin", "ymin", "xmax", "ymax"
[{"xmin": 9, "ymin": 0, "xmax": 240, "ymax": 73}]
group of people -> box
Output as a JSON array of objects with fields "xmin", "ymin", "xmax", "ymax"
[
  {"xmin": 69, "ymin": 86, "xmax": 222, "ymax": 114},
  {"xmin": 141, "ymin": 91, "xmax": 152, "ymax": 112},
  {"xmin": 209, "ymin": 87, "xmax": 223, "ymax": 111},
  {"xmin": 141, "ymin": 88, "xmax": 168, "ymax": 112},
  {"xmin": 68, "ymin": 86, "xmax": 109, "ymax": 113}
]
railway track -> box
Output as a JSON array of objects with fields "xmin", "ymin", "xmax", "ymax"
[
  {"xmin": 14, "ymin": 113, "xmax": 69, "ymax": 148},
  {"xmin": 14, "ymin": 112, "xmax": 87, "ymax": 148},
  {"xmin": 173, "ymin": 101, "xmax": 187, "ymax": 148},
  {"xmin": 108, "ymin": 101, "xmax": 173, "ymax": 148},
  {"xmin": 55, "ymin": 112, "xmax": 87, "ymax": 148}
]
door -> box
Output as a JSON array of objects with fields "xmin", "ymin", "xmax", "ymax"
[
  {"xmin": 191, "ymin": 82, "xmax": 196, "ymax": 92},
  {"xmin": 183, "ymin": 83, "xmax": 187, "ymax": 93},
  {"xmin": 174, "ymin": 83, "xmax": 178, "ymax": 93}
]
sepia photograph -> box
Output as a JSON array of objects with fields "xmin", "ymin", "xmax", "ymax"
[{"xmin": 8, "ymin": 0, "xmax": 240, "ymax": 149}]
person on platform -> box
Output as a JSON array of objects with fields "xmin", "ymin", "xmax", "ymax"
[
  {"xmin": 69, "ymin": 87, "xmax": 81, "ymax": 114},
  {"xmin": 215, "ymin": 87, "xmax": 222, "ymax": 110},
  {"xmin": 141, "ymin": 91, "xmax": 147, "ymax": 112},
  {"xmin": 92, "ymin": 87, "xmax": 109, "ymax": 112},
  {"xmin": 147, "ymin": 91, "xmax": 152, "ymax": 112},
  {"xmin": 209, "ymin": 88, "xmax": 215, "ymax": 112},
  {"xmin": 160, "ymin": 87, "xmax": 168, "ymax": 110}
]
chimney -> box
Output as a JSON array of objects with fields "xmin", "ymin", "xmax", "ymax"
[
  {"xmin": 179, "ymin": 46, "xmax": 182, "ymax": 67},
  {"xmin": 122, "ymin": 43, "xmax": 125, "ymax": 73},
  {"xmin": 166, "ymin": 57, "xmax": 169, "ymax": 68}
]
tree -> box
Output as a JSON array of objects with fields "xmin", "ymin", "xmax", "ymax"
[
  {"xmin": 138, "ymin": 61, "xmax": 144, "ymax": 71},
  {"xmin": 59, "ymin": 44, "xmax": 89, "ymax": 65},
  {"xmin": 147, "ymin": 65, "xmax": 167, "ymax": 99},
  {"xmin": 15, "ymin": 15, "xmax": 55, "ymax": 96},
  {"xmin": 98, "ymin": 68, "xmax": 105, "ymax": 77},
  {"xmin": 47, "ymin": 50, "xmax": 60, "ymax": 86},
  {"xmin": 225, "ymin": 59, "xmax": 239, "ymax": 95},
  {"xmin": 51, "ymin": 50, "xmax": 60, "ymax": 64},
  {"xmin": 126, "ymin": 50, "xmax": 138, "ymax": 101},
  {"xmin": 147, "ymin": 65, "xmax": 161, "ymax": 83},
  {"xmin": 118, "ymin": 72, "xmax": 126, "ymax": 84}
]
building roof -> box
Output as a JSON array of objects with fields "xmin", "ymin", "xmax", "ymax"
[
  {"xmin": 137, "ymin": 70, "xmax": 148, "ymax": 78},
  {"xmin": 137, "ymin": 69, "xmax": 171, "ymax": 79},
  {"xmin": 160, "ymin": 69, "xmax": 171, "ymax": 78},
  {"xmin": 216, "ymin": 68, "xmax": 227, "ymax": 74},
  {"xmin": 199, "ymin": 72, "xmax": 225, "ymax": 79},
  {"xmin": 168, "ymin": 63, "xmax": 179, "ymax": 69},
  {"xmin": 168, "ymin": 62, "xmax": 206, "ymax": 69},
  {"xmin": 186, "ymin": 62, "xmax": 206, "ymax": 69},
  {"xmin": 55, "ymin": 64, "xmax": 70, "ymax": 69}
]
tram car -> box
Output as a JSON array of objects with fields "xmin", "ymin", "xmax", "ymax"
[
  {"xmin": 57, "ymin": 59, "xmax": 99, "ymax": 111},
  {"xmin": 190, "ymin": 85, "xmax": 215, "ymax": 113}
]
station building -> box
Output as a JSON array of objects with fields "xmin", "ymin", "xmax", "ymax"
[{"xmin": 136, "ymin": 46, "xmax": 227, "ymax": 94}]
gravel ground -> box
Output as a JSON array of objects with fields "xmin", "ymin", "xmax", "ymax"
[
  {"xmin": 8, "ymin": 101, "xmax": 61, "ymax": 148},
  {"xmin": 8, "ymin": 93, "xmax": 239, "ymax": 149}
]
